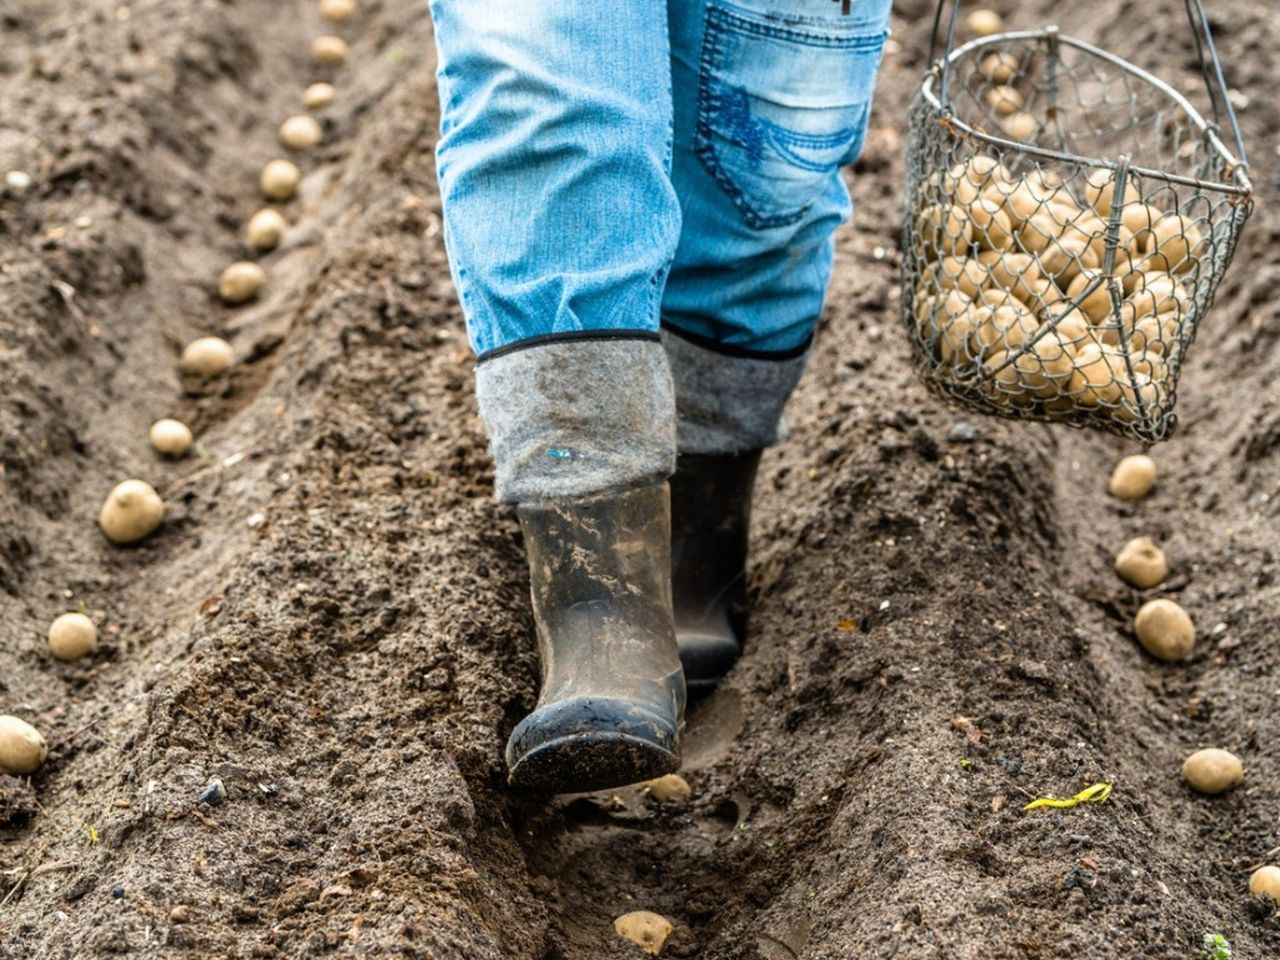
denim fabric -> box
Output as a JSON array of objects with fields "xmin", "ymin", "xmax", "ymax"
[{"xmin": 430, "ymin": 0, "xmax": 891, "ymax": 360}]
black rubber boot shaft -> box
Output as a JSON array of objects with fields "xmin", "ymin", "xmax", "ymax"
[
  {"xmin": 506, "ymin": 483, "xmax": 686, "ymax": 793},
  {"xmin": 670, "ymin": 450, "xmax": 761, "ymax": 690}
]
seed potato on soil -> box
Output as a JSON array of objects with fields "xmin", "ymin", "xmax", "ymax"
[
  {"xmin": 303, "ymin": 81, "xmax": 336, "ymax": 109},
  {"xmin": 3, "ymin": 0, "xmax": 1280, "ymax": 957},
  {"xmin": 1250, "ymin": 866, "xmax": 1280, "ymax": 904},
  {"xmin": 218, "ymin": 261, "xmax": 266, "ymax": 303},
  {"xmin": 279, "ymin": 114, "xmax": 323, "ymax": 151},
  {"xmin": 260, "ymin": 158, "xmax": 302, "ymax": 200},
  {"xmin": 180, "ymin": 337, "xmax": 235, "ymax": 377},
  {"xmin": 614, "ymin": 912, "xmax": 674, "ymax": 956},
  {"xmin": 1134, "ymin": 598, "xmax": 1194, "ymax": 661},
  {"xmin": 1109, "ymin": 453, "xmax": 1157, "ymax": 499},
  {"xmin": 319, "ymin": 0, "xmax": 358, "ymax": 22},
  {"xmin": 1115, "ymin": 535, "xmax": 1168, "ymax": 589},
  {"xmin": 0, "ymin": 716, "xmax": 48, "ymax": 775},
  {"xmin": 245, "ymin": 208, "xmax": 286, "ymax": 251},
  {"xmin": 1182, "ymin": 748, "xmax": 1245, "ymax": 795},
  {"xmin": 47, "ymin": 612, "xmax": 97, "ymax": 662},
  {"xmin": 98, "ymin": 480, "xmax": 164, "ymax": 544},
  {"xmin": 149, "ymin": 418, "xmax": 194, "ymax": 457},
  {"xmin": 312, "ymin": 35, "xmax": 350, "ymax": 66}
]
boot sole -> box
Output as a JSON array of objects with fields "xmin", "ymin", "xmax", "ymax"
[{"xmin": 508, "ymin": 730, "xmax": 679, "ymax": 794}]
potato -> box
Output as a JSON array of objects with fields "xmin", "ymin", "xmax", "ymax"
[
  {"xmin": 312, "ymin": 35, "xmax": 350, "ymax": 66},
  {"xmin": 219, "ymin": 261, "xmax": 266, "ymax": 304},
  {"xmin": 1114, "ymin": 535, "xmax": 1167, "ymax": 589},
  {"xmin": 982, "ymin": 335, "xmax": 1073, "ymax": 401},
  {"xmin": 302, "ymin": 82, "xmax": 336, "ymax": 109},
  {"xmin": 99, "ymin": 479, "xmax": 165, "ymax": 545},
  {"xmin": 1043, "ymin": 307, "xmax": 1094, "ymax": 352},
  {"xmin": 1119, "ymin": 201, "xmax": 1164, "ymax": 242},
  {"xmin": 936, "ymin": 256, "xmax": 986, "ymax": 298},
  {"xmin": 1084, "ymin": 168, "xmax": 1117, "ymax": 216},
  {"xmin": 917, "ymin": 203, "xmax": 973, "ymax": 258},
  {"xmin": 1181, "ymin": 747, "xmax": 1243, "ymax": 795},
  {"xmin": 1134, "ymin": 598, "xmax": 1194, "ymax": 661},
  {"xmin": 319, "ymin": 0, "xmax": 358, "ymax": 22},
  {"xmin": 967, "ymin": 9, "xmax": 1003, "ymax": 35},
  {"xmin": 1065, "ymin": 269, "xmax": 1119, "ymax": 323},
  {"xmin": 279, "ymin": 114, "xmax": 323, "ymax": 151},
  {"xmin": 946, "ymin": 157, "xmax": 1013, "ymax": 205},
  {"xmin": 48, "ymin": 612, "xmax": 97, "ymax": 662},
  {"xmin": 0, "ymin": 715, "xmax": 48, "ymax": 775},
  {"xmin": 989, "ymin": 178, "xmax": 1053, "ymax": 226},
  {"xmin": 1015, "ymin": 275, "xmax": 1065, "ymax": 314},
  {"xmin": 181, "ymin": 337, "xmax": 234, "ymax": 377},
  {"xmin": 1128, "ymin": 353, "xmax": 1168, "ymax": 382},
  {"xmin": 150, "ymin": 418, "xmax": 193, "ymax": 457},
  {"xmin": 1001, "ymin": 111, "xmax": 1037, "ymax": 140},
  {"xmin": 938, "ymin": 306, "xmax": 986, "ymax": 367},
  {"xmin": 1068, "ymin": 344, "xmax": 1125, "ymax": 406},
  {"xmin": 968, "ymin": 198, "xmax": 1015, "ymax": 251},
  {"xmin": 985, "ymin": 84, "xmax": 1024, "ymax": 117},
  {"xmin": 1140, "ymin": 213, "xmax": 1204, "ymax": 274},
  {"xmin": 642, "ymin": 773, "xmax": 692, "ymax": 802},
  {"xmin": 1108, "ymin": 454, "xmax": 1157, "ymax": 500},
  {"xmin": 980, "ymin": 51, "xmax": 1018, "ymax": 84},
  {"xmin": 972, "ymin": 303, "xmax": 1037, "ymax": 355},
  {"xmin": 1036, "ymin": 234, "xmax": 1097, "ymax": 288},
  {"xmin": 1115, "ymin": 375, "xmax": 1164, "ymax": 424},
  {"xmin": 1122, "ymin": 273, "xmax": 1188, "ymax": 324},
  {"xmin": 1249, "ymin": 866, "xmax": 1280, "ymax": 904},
  {"xmin": 614, "ymin": 912, "xmax": 674, "ymax": 956},
  {"xmin": 1126, "ymin": 315, "xmax": 1174, "ymax": 356},
  {"xmin": 246, "ymin": 208, "xmax": 286, "ymax": 251},
  {"xmin": 976, "ymin": 250, "xmax": 1041, "ymax": 302},
  {"xmin": 260, "ymin": 159, "xmax": 301, "ymax": 201},
  {"xmin": 915, "ymin": 289, "xmax": 971, "ymax": 352}
]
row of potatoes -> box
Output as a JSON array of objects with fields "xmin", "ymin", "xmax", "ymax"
[{"xmin": 910, "ymin": 156, "xmax": 1205, "ymax": 423}]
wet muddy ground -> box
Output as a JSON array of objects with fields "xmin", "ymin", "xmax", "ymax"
[{"xmin": 1, "ymin": 0, "xmax": 1278, "ymax": 956}]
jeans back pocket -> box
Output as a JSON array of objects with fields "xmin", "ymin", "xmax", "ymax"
[{"xmin": 695, "ymin": 2, "xmax": 888, "ymax": 231}]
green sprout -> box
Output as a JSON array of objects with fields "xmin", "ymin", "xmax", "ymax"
[{"xmin": 1202, "ymin": 932, "xmax": 1231, "ymax": 960}]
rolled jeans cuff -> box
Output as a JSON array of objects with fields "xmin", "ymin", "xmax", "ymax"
[
  {"xmin": 475, "ymin": 336, "xmax": 677, "ymax": 504},
  {"xmin": 661, "ymin": 328, "xmax": 810, "ymax": 455}
]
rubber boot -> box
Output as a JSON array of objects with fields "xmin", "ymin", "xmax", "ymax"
[
  {"xmin": 506, "ymin": 483, "xmax": 686, "ymax": 793},
  {"xmin": 669, "ymin": 450, "xmax": 761, "ymax": 692}
]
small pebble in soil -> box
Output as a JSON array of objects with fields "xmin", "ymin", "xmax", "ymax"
[
  {"xmin": 641, "ymin": 774, "xmax": 691, "ymax": 802},
  {"xmin": 169, "ymin": 905, "xmax": 191, "ymax": 924},
  {"xmin": 312, "ymin": 35, "xmax": 349, "ymax": 67},
  {"xmin": 0, "ymin": 715, "xmax": 49, "ymax": 775},
  {"xmin": 1182, "ymin": 748, "xmax": 1244, "ymax": 795},
  {"xmin": 219, "ymin": 261, "xmax": 266, "ymax": 303},
  {"xmin": 319, "ymin": 0, "xmax": 358, "ymax": 21},
  {"xmin": 614, "ymin": 911, "xmax": 674, "ymax": 956},
  {"xmin": 99, "ymin": 480, "xmax": 165, "ymax": 544},
  {"xmin": 245, "ymin": 208, "xmax": 286, "ymax": 251},
  {"xmin": 1249, "ymin": 865, "xmax": 1280, "ymax": 904},
  {"xmin": 112, "ymin": 885, "xmax": 125, "ymax": 898},
  {"xmin": 1108, "ymin": 454, "xmax": 1157, "ymax": 500},
  {"xmin": 1114, "ymin": 536, "xmax": 1168, "ymax": 590},
  {"xmin": 1134, "ymin": 599, "xmax": 1195, "ymax": 662},
  {"xmin": 260, "ymin": 159, "xmax": 301, "ymax": 201},
  {"xmin": 302, "ymin": 82, "xmax": 336, "ymax": 110},
  {"xmin": 150, "ymin": 419, "xmax": 193, "ymax": 458},
  {"xmin": 181, "ymin": 337, "xmax": 235, "ymax": 377},
  {"xmin": 5, "ymin": 170, "xmax": 33, "ymax": 192},
  {"xmin": 197, "ymin": 777, "xmax": 225, "ymax": 806},
  {"xmin": 949, "ymin": 422, "xmax": 979, "ymax": 443},
  {"xmin": 48, "ymin": 612, "xmax": 98, "ymax": 662},
  {"xmin": 279, "ymin": 115, "xmax": 323, "ymax": 152}
]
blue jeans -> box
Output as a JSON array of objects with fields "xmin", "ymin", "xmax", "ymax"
[{"xmin": 430, "ymin": 0, "xmax": 891, "ymax": 502}]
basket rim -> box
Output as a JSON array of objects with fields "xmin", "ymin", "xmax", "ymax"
[{"xmin": 919, "ymin": 28, "xmax": 1253, "ymax": 197}]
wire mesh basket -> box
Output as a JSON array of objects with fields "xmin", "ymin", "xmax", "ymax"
[{"xmin": 901, "ymin": 1, "xmax": 1253, "ymax": 443}]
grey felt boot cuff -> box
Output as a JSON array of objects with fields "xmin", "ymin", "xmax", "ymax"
[
  {"xmin": 475, "ymin": 336, "xmax": 677, "ymax": 504},
  {"xmin": 661, "ymin": 329, "xmax": 809, "ymax": 455}
]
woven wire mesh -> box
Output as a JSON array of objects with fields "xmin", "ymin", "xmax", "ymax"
[{"xmin": 901, "ymin": 29, "xmax": 1253, "ymax": 443}]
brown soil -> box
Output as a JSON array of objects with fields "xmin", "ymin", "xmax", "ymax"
[{"xmin": 2, "ymin": 0, "xmax": 1278, "ymax": 957}]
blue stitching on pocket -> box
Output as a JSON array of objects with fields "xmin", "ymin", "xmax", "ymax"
[{"xmin": 694, "ymin": 3, "xmax": 886, "ymax": 230}]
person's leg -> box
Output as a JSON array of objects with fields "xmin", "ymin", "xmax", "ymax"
[
  {"xmin": 664, "ymin": 0, "xmax": 892, "ymax": 687},
  {"xmin": 429, "ymin": 1, "xmax": 686, "ymax": 791}
]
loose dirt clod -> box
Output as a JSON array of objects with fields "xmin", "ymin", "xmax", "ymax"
[
  {"xmin": 613, "ymin": 911, "xmax": 674, "ymax": 956},
  {"xmin": 98, "ymin": 479, "xmax": 165, "ymax": 544},
  {"xmin": 1134, "ymin": 598, "xmax": 1194, "ymax": 661},
  {"xmin": 246, "ymin": 209, "xmax": 287, "ymax": 251},
  {"xmin": 967, "ymin": 9, "xmax": 1004, "ymax": 35},
  {"xmin": 1114, "ymin": 536, "xmax": 1168, "ymax": 589},
  {"xmin": 260, "ymin": 159, "xmax": 301, "ymax": 200},
  {"xmin": 312, "ymin": 35, "xmax": 350, "ymax": 66},
  {"xmin": 641, "ymin": 773, "xmax": 691, "ymax": 802},
  {"xmin": 279, "ymin": 115, "xmax": 323, "ymax": 151},
  {"xmin": 0, "ymin": 716, "xmax": 49, "ymax": 775},
  {"xmin": 180, "ymin": 337, "xmax": 235, "ymax": 377},
  {"xmin": 1182, "ymin": 748, "xmax": 1244, "ymax": 795},
  {"xmin": 219, "ymin": 261, "xmax": 266, "ymax": 304},
  {"xmin": 303, "ymin": 82, "xmax": 336, "ymax": 109},
  {"xmin": 48, "ymin": 612, "xmax": 97, "ymax": 662},
  {"xmin": 1249, "ymin": 866, "xmax": 1280, "ymax": 904},
  {"xmin": 150, "ymin": 419, "xmax": 194, "ymax": 457},
  {"xmin": 319, "ymin": 0, "xmax": 358, "ymax": 22},
  {"xmin": 1109, "ymin": 454, "xmax": 1158, "ymax": 500}
]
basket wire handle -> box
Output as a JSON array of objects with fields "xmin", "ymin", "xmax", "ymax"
[{"xmin": 927, "ymin": 0, "xmax": 1248, "ymax": 168}]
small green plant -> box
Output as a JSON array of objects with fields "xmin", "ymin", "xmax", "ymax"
[{"xmin": 1202, "ymin": 932, "xmax": 1232, "ymax": 960}]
